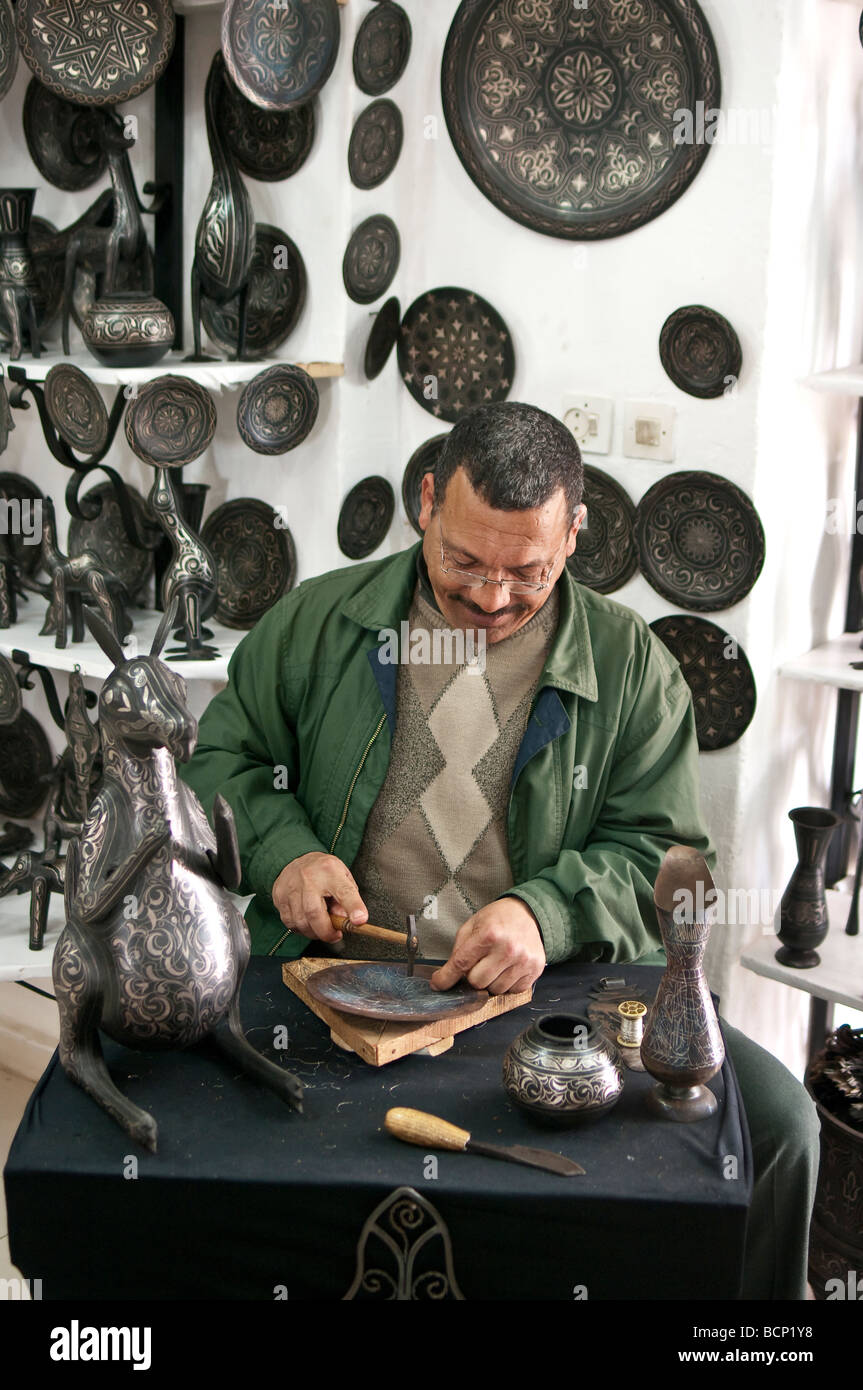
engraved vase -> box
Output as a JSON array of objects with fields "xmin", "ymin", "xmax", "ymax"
[
  {"xmin": 502, "ymin": 1012, "xmax": 623, "ymax": 1127},
  {"xmin": 775, "ymin": 806, "xmax": 841, "ymax": 969}
]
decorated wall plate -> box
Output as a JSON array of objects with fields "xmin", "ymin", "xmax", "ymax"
[
  {"xmin": 338, "ymin": 475, "xmax": 395, "ymax": 559},
  {"xmin": 343, "ymin": 214, "xmax": 400, "ymax": 305},
  {"xmin": 44, "ymin": 363, "xmax": 108, "ymax": 455},
  {"xmin": 441, "ymin": 0, "xmax": 721, "ymax": 241},
  {"xmin": 659, "ymin": 305, "xmax": 742, "ymax": 399},
  {"xmin": 636, "ymin": 471, "xmax": 765, "ymax": 612},
  {"xmin": 0, "ymin": 0, "xmax": 19, "ymax": 102},
  {"xmin": 218, "ymin": 69, "xmax": 316, "ymax": 182},
  {"xmin": 649, "ymin": 614, "xmax": 756, "ymax": 751},
  {"xmin": 124, "ymin": 376, "xmax": 218, "ymax": 468},
  {"xmin": 236, "ymin": 364, "xmax": 319, "ymax": 455},
  {"xmin": 0, "ymin": 710, "xmax": 53, "ymax": 817},
  {"xmin": 15, "ymin": 0, "xmax": 175, "ymax": 106},
  {"xmin": 306, "ymin": 962, "xmax": 488, "ymax": 1023},
  {"xmin": 0, "ymin": 472, "xmax": 45, "ymax": 575},
  {"xmin": 348, "ymin": 98, "xmax": 403, "ymax": 189},
  {"xmin": 353, "ymin": 1, "xmax": 411, "ymax": 97},
  {"xmin": 200, "ymin": 224, "xmax": 307, "ymax": 360},
  {"xmin": 566, "ymin": 465, "xmax": 637, "ymax": 594},
  {"xmin": 364, "ymin": 295, "xmax": 401, "ymax": 380},
  {"xmin": 401, "ymin": 433, "xmax": 448, "ymax": 534},
  {"xmin": 23, "ymin": 80, "xmax": 107, "ymax": 192},
  {"xmin": 397, "ymin": 287, "xmax": 515, "ymax": 423},
  {"xmin": 0, "ymin": 653, "xmax": 22, "ymax": 726},
  {"xmin": 68, "ymin": 481, "xmax": 154, "ymax": 600},
  {"xmin": 201, "ymin": 498, "xmax": 296, "ymax": 629},
  {"xmin": 221, "ymin": 0, "xmax": 340, "ymax": 111}
]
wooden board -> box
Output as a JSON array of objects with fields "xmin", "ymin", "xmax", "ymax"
[{"xmin": 282, "ymin": 957, "xmax": 532, "ymax": 1066}]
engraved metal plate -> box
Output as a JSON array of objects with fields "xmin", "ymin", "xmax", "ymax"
[
  {"xmin": 68, "ymin": 481, "xmax": 154, "ymax": 601},
  {"xmin": 23, "ymin": 79, "xmax": 107, "ymax": 193},
  {"xmin": 397, "ymin": 287, "xmax": 515, "ymax": 422},
  {"xmin": 218, "ymin": 70, "xmax": 315, "ymax": 183},
  {"xmin": 364, "ymin": 295, "xmax": 401, "ymax": 381},
  {"xmin": 124, "ymin": 375, "xmax": 218, "ymax": 469},
  {"xmin": 200, "ymin": 224, "xmax": 307, "ymax": 361},
  {"xmin": 338, "ymin": 474, "xmax": 395, "ymax": 560},
  {"xmin": 307, "ymin": 962, "xmax": 488, "ymax": 1022},
  {"xmin": 236, "ymin": 364, "xmax": 319, "ymax": 455},
  {"xmin": 0, "ymin": 710, "xmax": 53, "ymax": 817},
  {"xmin": 201, "ymin": 498, "xmax": 296, "ymax": 629},
  {"xmin": 353, "ymin": 1, "xmax": 411, "ymax": 97},
  {"xmin": 0, "ymin": 0, "xmax": 17, "ymax": 101},
  {"xmin": 44, "ymin": 363, "xmax": 108, "ymax": 455},
  {"xmin": 348, "ymin": 98, "xmax": 403, "ymax": 189},
  {"xmin": 343, "ymin": 214, "xmax": 400, "ymax": 305},
  {"xmin": 650, "ymin": 613, "xmax": 757, "ymax": 751},
  {"xmin": 566, "ymin": 465, "xmax": 637, "ymax": 594},
  {"xmin": 15, "ymin": 0, "xmax": 175, "ymax": 106},
  {"xmin": 659, "ymin": 304, "xmax": 742, "ymax": 399},
  {"xmin": 401, "ymin": 433, "xmax": 448, "ymax": 535},
  {"xmin": 0, "ymin": 653, "xmax": 21, "ymax": 726},
  {"xmin": 221, "ymin": 0, "xmax": 340, "ymax": 111}
]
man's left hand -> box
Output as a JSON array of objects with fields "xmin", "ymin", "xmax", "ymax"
[{"xmin": 430, "ymin": 897, "xmax": 546, "ymax": 995}]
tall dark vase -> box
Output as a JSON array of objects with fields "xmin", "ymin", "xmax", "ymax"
[
  {"xmin": 0, "ymin": 189, "xmax": 45, "ymax": 359},
  {"xmin": 775, "ymin": 807, "xmax": 841, "ymax": 969}
]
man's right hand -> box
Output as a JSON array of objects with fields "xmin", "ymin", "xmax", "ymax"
[{"xmin": 271, "ymin": 852, "xmax": 368, "ymax": 942}]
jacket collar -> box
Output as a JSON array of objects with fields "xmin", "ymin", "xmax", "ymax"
[{"xmin": 339, "ymin": 540, "xmax": 598, "ymax": 703}]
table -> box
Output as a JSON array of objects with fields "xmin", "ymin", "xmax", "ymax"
[{"xmin": 3, "ymin": 959, "xmax": 751, "ymax": 1300}]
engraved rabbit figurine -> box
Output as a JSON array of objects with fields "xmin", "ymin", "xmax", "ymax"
[{"xmin": 53, "ymin": 601, "xmax": 303, "ymax": 1151}]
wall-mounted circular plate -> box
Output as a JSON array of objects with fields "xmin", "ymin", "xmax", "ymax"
[
  {"xmin": 348, "ymin": 98, "xmax": 403, "ymax": 189},
  {"xmin": 124, "ymin": 376, "xmax": 217, "ymax": 468},
  {"xmin": 236, "ymin": 364, "xmax": 319, "ymax": 455},
  {"xmin": 650, "ymin": 614, "xmax": 756, "ymax": 751},
  {"xmin": 659, "ymin": 305, "xmax": 742, "ymax": 399},
  {"xmin": 202, "ymin": 498, "xmax": 296, "ymax": 629},
  {"xmin": 397, "ymin": 286, "xmax": 515, "ymax": 423},
  {"xmin": 566, "ymin": 466, "xmax": 637, "ymax": 594},
  {"xmin": 221, "ymin": 0, "xmax": 340, "ymax": 110},
  {"xmin": 343, "ymin": 214, "xmax": 400, "ymax": 305},
  {"xmin": 16, "ymin": 0, "xmax": 175, "ymax": 106},
  {"xmin": 338, "ymin": 475, "xmax": 394, "ymax": 559},
  {"xmin": 353, "ymin": 1, "xmax": 411, "ymax": 97}
]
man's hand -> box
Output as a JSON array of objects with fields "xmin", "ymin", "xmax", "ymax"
[
  {"xmin": 430, "ymin": 897, "xmax": 546, "ymax": 995},
  {"xmin": 272, "ymin": 852, "xmax": 368, "ymax": 943}
]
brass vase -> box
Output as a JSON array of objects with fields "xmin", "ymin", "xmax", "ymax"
[{"xmin": 775, "ymin": 807, "xmax": 841, "ymax": 969}]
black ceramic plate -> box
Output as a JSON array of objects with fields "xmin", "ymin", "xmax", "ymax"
[
  {"xmin": 202, "ymin": 498, "xmax": 296, "ymax": 630},
  {"xmin": 44, "ymin": 364, "xmax": 108, "ymax": 455},
  {"xmin": 23, "ymin": 80, "xmax": 107, "ymax": 192},
  {"xmin": 659, "ymin": 305, "xmax": 743, "ymax": 399},
  {"xmin": 0, "ymin": 472, "xmax": 44, "ymax": 575},
  {"xmin": 343, "ymin": 214, "xmax": 400, "ymax": 305},
  {"xmin": 566, "ymin": 466, "xmax": 637, "ymax": 594},
  {"xmin": 348, "ymin": 98, "xmax": 403, "ymax": 189},
  {"xmin": 402, "ymin": 433, "xmax": 448, "ymax": 535},
  {"xmin": 218, "ymin": 69, "xmax": 316, "ymax": 182},
  {"xmin": 68, "ymin": 481, "xmax": 154, "ymax": 601},
  {"xmin": 397, "ymin": 287, "xmax": 515, "ymax": 423},
  {"xmin": 221, "ymin": 0, "xmax": 340, "ymax": 111},
  {"xmin": 306, "ymin": 962, "xmax": 489, "ymax": 1022},
  {"xmin": 650, "ymin": 615, "xmax": 756, "ymax": 751},
  {"xmin": 0, "ymin": 710, "xmax": 53, "ymax": 817},
  {"xmin": 124, "ymin": 376, "xmax": 218, "ymax": 468},
  {"xmin": 0, "ymin": 653, "xmax": 21, "ymax": 726},
  {"xmin": 236, "ymin": 364, "xmax": 319, "ymax": 455},
  {"xmin": 442, "ymin": 0, "xmax": 720, "ymax": 241},
  {"xmin": 364, "ymin": 295, "xmax": 401, "ymax": 380},
  {"xmin": 353, "ymin": 1, "xmax": 411, "ymax": 97},
  {"xmin": 636, "ymin": 471, "xmax": 765, "ymax": 612},
  {"xmin": 338, "ymin": 475, "xmax": 394, "ymax": 559},
  {"xmin": 16, "ymin": 0, "xmax": 175, "ymax": 106},
  {"xmin": 200, "ymin": 224, "xmax": 307, "ymax": 361},
  {"xmin": 0, "ymin": 0, "xmax": 18, "ymax": 101}
]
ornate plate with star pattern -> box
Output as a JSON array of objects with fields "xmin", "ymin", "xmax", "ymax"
[
  {"xmin": 15, "ymin": 0, "xmax": 176, "ymax": 106},
  {"xmin": 202, "ymin": 498, "xmax": 296, "ymax": 629},
  {"xmin": 236, "ymin": 363, "xmax": 319, "ymax": 455},
  {"xmin": 124, "ymin": 375, "xmax": 218, "ymax": 468},
  {"xmin": 635, "ymin": 471, "xmax": 765, "ymax": 612},
  {"xmin": 401, "ymin": 433, "xmax": 448, "ymax": 534},
  {"xmin": 659, "ymin": 304, "xmax": 742, "ymax": 398},
  {"xmin": 217, "ymin": 69, "xmax": 316, "ymax": 182},
  {"xmin": 364, "ymin": 295, "xmax": 401, "ymax": 380},
  {"xmin": 221, "ymin": 0, "xmax": 340, "ymax": 111},
  {"xmin": 649, "ymin": 614, "xmax": 756, "ymax": 751},
  {"xmin": 441, "ymin": 0, "xmax": 721, "ymax": 241},
  {"xmin": 353, "ymin": 1, "xmax": 411, "ymax": 96},
  {"xmin": 338, "ymin": 475, "xmax": 395, "ymax": 559},
  {"xmin": 566, "ymin": 465, "xmax": 637, "ymax": 594},
  {"xmin": 343, "ymin": 214, "xmax": 400, "ymax": 305},
  {"xmin": 348, "ymin": 97, "xmax": 403, "ymax": 189},
  {"xmin": 397, "ymin": 287, "xmax": 515, "ymax": 423},
  {"xmin": 200, "ymin": 224, "xmax": 307, "ymax": 360}
]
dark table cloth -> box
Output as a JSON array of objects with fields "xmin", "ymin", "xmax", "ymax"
[{"xmin": 4, "ymin": 959, "xmax": 752, "ymax": 1300}]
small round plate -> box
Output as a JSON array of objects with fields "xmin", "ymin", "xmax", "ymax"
[
  {"xmin": 636, "ymin": 470, "xmax": 765, "ymax": 612},
  {"xmin": 397, "ymin": 287, "xmax": 515, "ymax": 423},
  {"xmin": 202, "ymin": 498, "xmax": 296, "ymax": 630},
  {"xmin": 650, "ymin": 614, "xmax": 757, "ymax": 751},
  {"xmin": 44, "ymin": 364, "xmax": 108, "ymax": 456},
  {"xmin": 221, "ymin": 0, "xmax": 340, "ymax": 111},
  {"xmin": 364, "ymin": 295, "xmax": 401, "ymax": 380},
  {"xmin": 353, "ymin": 1, "xmax": 411, "ymax": 97},
  {"xmin": 566, "ymin": 466, "xmax": 637, "ymax": 595},
  {"xmin": 236, "ymin": 364, "xmax": 319, "ymax": 455},
  {"xmin": 338, "ymin": 475, "xmax": 395, "ymax": 559},
  {"xmin": 343, "ymin": 214, "xmax": 400, "ymax": 305},
  {"xmin": 0, "ymin": 710, "xmax": 53, "ymax": 817},
  {"xmin": 0, "ymin": 472, "xmax": 45, "ymax": 576},
  {"xmin": 0, "ymin": 0, "xmax": 18, "ymax": 102},
  {"xmin": 200, "ymin": 224, "xmax": 307, "ymax": 361},
  {"xmin": 68, "ymin": 481, "xmax": 154, "ymax": 601},
  {"xmin": 306, "ymin": 962, "xmax": 489, "ymax": 1023},
  {"xmin": 218, "ymin": 69, "xmax": 316, "ymax": 182},
  {"xmin": 348, "ymin": 98, "xmax": 403, "ymax": 190},
  {"xmin": 23, "ymin": 80, "xmax": 107, "ymax": 193},
  {"xmin": 659, "ymin": 305, "xmax": 743, "ymax": 399},
  {"xmin": 124, "ymin": 375, "xmax": 217, "ymax": 468},
  {"xmin": 401, "ymin": 433, "xmax": 448, "ymax": 534},
  {"xmin": 15, "ymin": 0, "xmax": 175, "ymax": 106},
  {"xmin": 0, "ymin": 653, "xmax": 22, "ymax": 726}
]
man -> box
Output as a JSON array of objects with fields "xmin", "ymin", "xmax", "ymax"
[{"xmin": 180, "ymin": 402, "xmax": 819, "ymax": 1300}]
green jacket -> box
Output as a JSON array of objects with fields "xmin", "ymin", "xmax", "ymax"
[{"xmin": 179, "ymin": 541, "xmax": 716, "ymax": 964}]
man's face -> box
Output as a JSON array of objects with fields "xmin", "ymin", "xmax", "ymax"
[{"xmin": 418, "ymin": 467, "xmax": 586, "ymax": 644}]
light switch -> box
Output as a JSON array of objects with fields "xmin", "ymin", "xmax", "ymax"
[
  {"xmin": 562, "ymin": 395, "xmax": 613, "ymax": 454},
  {"xmin": 623, "ymin": 400, "xmax": 675, "ymax": 462}
]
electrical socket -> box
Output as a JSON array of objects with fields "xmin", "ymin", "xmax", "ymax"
[
  {"xmin": 562, "ymin": 395, "xmax": 613, "ymax": 455},
  {"xmin": 623, "ymin": 401, "xmax": 676, "ymax": 462}
]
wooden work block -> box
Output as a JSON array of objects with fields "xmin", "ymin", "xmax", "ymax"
[{"xmin": 282, "ymin": 957, "xmax": 532, "ymax": 1066}]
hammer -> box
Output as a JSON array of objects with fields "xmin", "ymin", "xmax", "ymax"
[{"xmin": 328, "ymin": 911, "xmax": 419, "ymax": 975}]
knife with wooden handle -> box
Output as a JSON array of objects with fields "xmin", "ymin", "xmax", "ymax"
[
  {"xmin": 384, "ymin": 1107, "xmax": 585, "ymax": 1177},
  {"xmin": 329, "ymin": 913, "xmax": 419, "ymax": 974}
]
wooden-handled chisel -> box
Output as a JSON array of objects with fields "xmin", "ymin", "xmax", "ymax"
[
  {"xmin": 329, "ymin": 912, "xmax": 418, "ymax": 974},
  {"xmin": 384, "ymin": 1107, "xmax": 585, "ymax": 1177}
]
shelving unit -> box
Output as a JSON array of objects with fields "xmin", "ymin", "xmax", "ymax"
[
  {"xmin": 1, "ymin": 353, "xmax": 345, "ymax": 390},
  {"xmin": 0, "ymin": 610, "xmax": 245, "ymax": 682}
]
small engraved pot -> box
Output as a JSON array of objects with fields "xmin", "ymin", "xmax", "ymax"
[
  {"xmin": 81, "ymin": 292, "xmax": 174, "ymax": 367},
  {"xmin": 502, "ymin": 1012, "xmax": 623, "ymax": 1127}
]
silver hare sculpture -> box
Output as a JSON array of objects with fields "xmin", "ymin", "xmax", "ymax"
[{"xmin": 53, "ymin": 601, "xmax": 303, "ymax": 1151}]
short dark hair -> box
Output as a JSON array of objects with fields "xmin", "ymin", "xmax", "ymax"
[{"xmin": 432, "ymin": 402, "xmax": 583, "ymax": 517}]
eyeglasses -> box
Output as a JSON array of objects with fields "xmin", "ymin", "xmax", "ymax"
[{"xmin": 438, "ymin": 525, "xmax": 564, "ymax": 595}]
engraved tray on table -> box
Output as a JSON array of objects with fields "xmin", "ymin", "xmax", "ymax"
[{"xmin": 306, "ymin": 962, "xmax": 489, "ymax": 1023}]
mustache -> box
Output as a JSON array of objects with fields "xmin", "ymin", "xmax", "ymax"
[{"xmin": 452, "ymin": 593, "xmax": 530, "ymax": 619}]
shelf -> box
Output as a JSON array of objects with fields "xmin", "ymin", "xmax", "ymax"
[
  {"xmin": 0, "ymin": 609, "xmax": 242, "ymax": 682},
  {"xmin": 2, "ymin": 352, "xmax": 344, "ymax": 392},
  {"xmin": 0, "ymin": 893, "xmax": 65, "ymax": 982},
  {"xmin": 175, "ymin": 0, "xmax": 348, "ymax": 7},
  {"xmin": 779, "ymin": 632, "xmax": 863, "ymax": 691},
  {"xmin": 740, "ymin": 890, "xmax": 863, "ymax": 1013},
  {"xmin": 801, "ymin": 366, "xmax": 863, "ymax": 396}
]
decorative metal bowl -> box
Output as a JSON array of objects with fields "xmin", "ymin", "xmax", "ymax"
[
  {"xmin": 503, "ymin": 1012, "xmax": 623, "ymax": 1127},
  {"xmin": 81, "ymin": 293, "xmax": 174, "ymax": 368}
]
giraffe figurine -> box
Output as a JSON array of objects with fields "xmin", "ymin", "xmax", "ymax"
[{"xmin": 39, "ymin": 497, "xmax": 131, "ymax": 650}]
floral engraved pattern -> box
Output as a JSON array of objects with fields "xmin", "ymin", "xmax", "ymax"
[
  {"xmin": 221, "ymin": 0, "xmax": 339, "ymax": 111},
  {"xmin": 202, "ymin": 499, "xmax": 295, "ymax": 629},
  {"xmin": 549, "ymin": 49, "xmax": 618, "ymax": 126}
]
